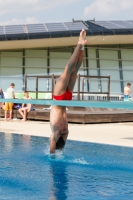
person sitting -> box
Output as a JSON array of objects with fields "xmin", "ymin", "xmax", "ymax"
[
  {"xmin": 124, "ymin": 83, "xmax": 131, "ymax": 101},
  {"xmin": 0, "ymin": 88, "xmax": 5, "ymax": 109},
  {"xmin": 18, "ymin": 92, "xmax": 34, "ymax": 121}
]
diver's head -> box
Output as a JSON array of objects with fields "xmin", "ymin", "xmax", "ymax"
[{"xmin": 55, "ymin": 136, "xmax": 65, "ymax": 150}]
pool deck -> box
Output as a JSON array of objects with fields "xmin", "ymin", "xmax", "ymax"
[{"xmin": 0, "ymin": 119, "xmax": 133, "ymax": 148}]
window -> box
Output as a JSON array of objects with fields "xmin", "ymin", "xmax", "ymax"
[
  {"xmin": 121, "ymin": 50, "xmax": 133, "ymax": 94},
  {"xmin": 87, "ymin": 48, "xmax": 99, "ymax": 92},
  {"xmin": 99, "ymin": 50, "xmax": 120, "ymax": 93},
  {"xmin": 0, "ymin": 51, "xmax": 22, "ymax": 92},
  {"xmin": 25, "ymin": 49, "xmax": 47, "ymax": 91}
]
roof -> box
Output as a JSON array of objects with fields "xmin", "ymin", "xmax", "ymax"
[{"xmin": 0, "ymin": 20, "xmax": 133, "ymax": 41}]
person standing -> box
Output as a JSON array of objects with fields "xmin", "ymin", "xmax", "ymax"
[
  {"xmin": 124, "ymin": 83, "xmax": 131, "ymax": 101},
  {"xmin": 4, "ymin": 83, "xmax": 15, "ymax": 120}
]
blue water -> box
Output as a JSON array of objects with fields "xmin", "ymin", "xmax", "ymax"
[{"xmin": 0, "ymin": 132, "xmax": 133, "ymax": 200}]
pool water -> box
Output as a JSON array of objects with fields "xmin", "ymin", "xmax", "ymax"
[{"xmin": 0, "ymin": 132, "xmax": 133, "ymax": 200}]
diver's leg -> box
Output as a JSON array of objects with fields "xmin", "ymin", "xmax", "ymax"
[
  {"xmin": 53, "ymin": 29, "xmax": 86, "ymax": 96},
  {"xmin": 67, "ymin": 49, "xmax": 84, "ymax": 91}
]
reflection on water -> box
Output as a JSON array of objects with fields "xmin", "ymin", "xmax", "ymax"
[
  {"xmin": 1, "ymin": 132, "xmax": 31, "ymax": 153},
  {"xmin": 4, "ymin": 133, "xmax": 13, "ymax": 153},
  {"xmin": 0, "ymin": 132, "xmax": 133, "ymax": 200},
  {"xmin": 49, "ymin": 158, "xmax": 68, "ymax": 200},
  {"xmin": 21, "ymin": 135, "xmax": 31, "ymax": 151}
]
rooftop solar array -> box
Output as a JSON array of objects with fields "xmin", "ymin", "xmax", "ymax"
[
  {"xmin": 0, "ymin": 20, "xmax": 133, "ymax": 39},
  {"xmin": 2, "ymin": 21, "xmax": 133, "ymax": 36},
  {"xmin": 5, "ymin": 25, "xmax": 25, "ymax": 34},
  {"xmin": 0, "ymin": 26, "xmax": 4, "ymax": 35},
  {"xmin": 26, "ymin": 24, "xmax": 47, "ymax": 33},
  {"xmin": 94, "ymin": 21, "xmax": 133, "ymax": 29}
]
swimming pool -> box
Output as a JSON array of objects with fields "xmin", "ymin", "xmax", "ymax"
[{"xmin": 0, "ymin": 132, "xmax": 133, "ymax": 200}]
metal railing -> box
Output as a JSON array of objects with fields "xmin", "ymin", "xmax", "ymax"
[{"xmin": 24, "ymin": 74, "xmax": 110, "ymax": 100}]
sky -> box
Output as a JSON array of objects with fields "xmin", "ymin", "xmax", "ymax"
[{"xmin": 0, "ymin": 0, "xmax": 133, "ymax": 25}]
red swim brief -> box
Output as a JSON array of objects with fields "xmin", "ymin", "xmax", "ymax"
[{"xmin": 53, "ymin": 90, "xmax": 72, "ymax": 100}]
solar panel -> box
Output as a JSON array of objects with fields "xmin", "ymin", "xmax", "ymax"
[
  {"xmin": 94, "ymin": 21, "xmax": 133, "ymax": 29},
  {"xmin": 111, "ymin": 21, "xmax": 133, "ymax": 28},
  {"xmin": 64, "ymin": 22, "xmax": 88, "ymax": 30},
  {"xmin": 5, "ymin": 25, "xmax": 25, "ymax": 34},
  {"xmin": 126, "ymin": 20, "xmax": 133, "ymax": 24},
  {"xmin": 26, "ymin": 24, "xmax": 47, "ymax": 33},
  {"xmin": 45, "ymin": 23, "xmax": 67, "ymax": 32},
  {"xmin": 0, "ymin": 26, "xmax": 4, "ymax": 35},
  {"xmin": 94, "ymin": 21, "xmax": 120, "ymax": 29},
  {"xmin": 125, "ymin": 21, "xmax": 133, "ymax": 27}
]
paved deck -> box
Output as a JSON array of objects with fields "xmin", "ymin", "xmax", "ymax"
[{"xmin": 0, "ymin": 119, "xmax": 133, "ymax": 148}]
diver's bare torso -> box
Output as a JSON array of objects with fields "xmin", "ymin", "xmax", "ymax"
[
  {"xmin": 124, "ymin": 86, "xmax": 130, "ymax": 95},
  {"xmin": 50, "ymin": 105, "xmax": 68, "ymax": 153},
  {"xmin": 50, "ymin": 105, "xmax": 68, "ymax": 138}
]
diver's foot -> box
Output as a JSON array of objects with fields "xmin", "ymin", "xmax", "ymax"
[{"xmin": 78, "ymin": 29, "xmax": 87, "ymax": 46}]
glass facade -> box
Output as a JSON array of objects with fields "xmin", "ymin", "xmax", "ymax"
[{"xmin": 0, "ymin": 45, "xmax": 133, "ymax": 95}]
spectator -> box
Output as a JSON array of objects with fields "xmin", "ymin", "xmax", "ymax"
[
  {"xmin": 18, "ymin": 92, "xmax": 34, "ymax": 121},
  {"xmin": 0, "ymin": 88, "xmax": 5, "ymax": 109},
  {"xmin": 3, "ymin": 83, "xmax": 15, "ymax": 120},
  {"xmin": 124, "ymin": 83, "xmax": 131, "ymax": 101}
]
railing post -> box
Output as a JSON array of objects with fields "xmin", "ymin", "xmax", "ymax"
[
  {"xmin": 78, "ymin": 74, "xmax": 80, "ymax": 100},
  {"xmin": 82, "ymin": 78, "xmax": 84, "ymax": 100},
  {"xmin": 51, "ymin": 74, "xmax": 54, "ymax": 100},
  {"xmin": 24, "ymin": 74, "xmax": 27, "ymax": 92},
  {"xmin": 107, "ymin": 75, "xmax": 110, "ymax": 101},
  {"xmin": 36, "ymin": 76, "xmax": 38, "ymax": 99}
]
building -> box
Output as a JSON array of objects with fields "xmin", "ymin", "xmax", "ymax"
[{"xmin": 0, "ymin": 20, "xmax": 133, "ymax": 98}]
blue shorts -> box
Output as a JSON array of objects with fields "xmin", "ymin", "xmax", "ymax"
[
  {"xmin": 124, "ymin": 95, "xmax": 129, "ymax": 101},
  {"xmin": 30, "ymin": 107, "xmax": 35, "ymax": 111}
]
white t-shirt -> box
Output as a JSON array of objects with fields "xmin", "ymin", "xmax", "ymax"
[{"xmin": 6, "ymin": 87, "xmax": 15, "ymax": 99}]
